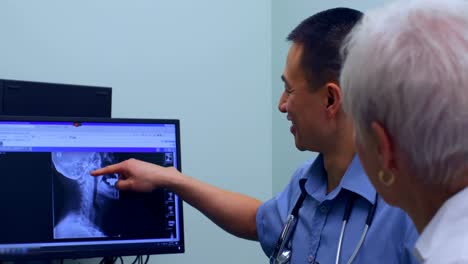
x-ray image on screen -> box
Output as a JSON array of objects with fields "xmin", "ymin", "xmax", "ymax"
[
  {"xmin": 52, "ymin": 151, "xmax": 176, "ymax": 240},
  {"xmin": 52, "ymin": 152, "xmax": 120, "ymax": 239}
]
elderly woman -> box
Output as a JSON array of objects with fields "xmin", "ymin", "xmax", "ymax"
[{"xmin": 340, "ymin": 0, "xmax": 468, "ymax": 263}]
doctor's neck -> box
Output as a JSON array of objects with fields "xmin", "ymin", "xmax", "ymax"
[{"xmin": 321, "ymin": 121, "xmax": 356, "ymax": 194}]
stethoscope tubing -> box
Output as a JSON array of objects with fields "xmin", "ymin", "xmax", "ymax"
[
  {"xmin": 335, "ymin": 192, "xmax": 378, "ymax": 264},
  {"xmin": 271, "ymin": 180, "xmax": 378, "ymax": 264}
]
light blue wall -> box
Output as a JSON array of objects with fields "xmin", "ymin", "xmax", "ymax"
[
  {"xmin": 271, "ymin": 0, "xmax": 391, "ymax": 194},
  {"xmin": 1, "ymin": 1, "xmax": 397, "ymax": 263},
  {"xmin": 0, "ymin": 1, "xmax": 271, "ymax": 264}
]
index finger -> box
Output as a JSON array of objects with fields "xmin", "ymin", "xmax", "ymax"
[{"xmin": 91, "ymin": 163, "xmax": 124, "ymax": 176}]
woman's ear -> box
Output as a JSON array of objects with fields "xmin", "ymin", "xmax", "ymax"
[
  {"xmin": 325, "ymin": 82, "xmax": 342, "ymax": 118},
  {"xmin": 371, "ymin": 122, "xmax": 397, "ymax": 172}
]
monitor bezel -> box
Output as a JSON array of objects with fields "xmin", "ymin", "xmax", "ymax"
[{"xmin": 0, "ymin": 115, "xmax": 184, "ymax": 261}]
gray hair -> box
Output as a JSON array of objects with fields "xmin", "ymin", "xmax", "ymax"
[{"xmin": 341, "ymin": 0, "xmax": 468, "ymax": 185}]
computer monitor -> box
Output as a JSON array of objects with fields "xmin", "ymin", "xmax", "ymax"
[{"xmin": 0, "ymin": 116, "xmax": 184, "ymax": 261}]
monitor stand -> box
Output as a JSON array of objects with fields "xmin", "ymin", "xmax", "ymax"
[{"xmin": 102, "ymin": 257, "xmax": 114, "ymax": 264}]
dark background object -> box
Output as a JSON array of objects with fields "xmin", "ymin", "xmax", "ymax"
[{"xmin": 0, "ymin": 79, "xmax": 111, "ymax": 118}]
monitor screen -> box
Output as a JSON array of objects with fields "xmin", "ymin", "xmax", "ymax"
[{"xmin": 0, "ymin": 116, "xmax": 184, "ymax": 260}]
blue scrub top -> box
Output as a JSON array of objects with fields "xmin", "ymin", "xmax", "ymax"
[{"xmin": 257, "ymin": 155, "xmax": 419, "ymax": 264}]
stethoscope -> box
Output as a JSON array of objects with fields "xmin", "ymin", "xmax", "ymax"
[{"xmin": 269, "ymin": 179, "xmax": 378, "ymax": 264}]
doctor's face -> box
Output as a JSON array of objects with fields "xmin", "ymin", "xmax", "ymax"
[{"xmin": 278, "ymin": 43, "xmax": 330, "ymax": 152}]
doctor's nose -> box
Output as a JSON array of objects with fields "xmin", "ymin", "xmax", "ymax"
[{"xmin": 278, "ymin": 92, "xmax": 288, "ymax": 113}]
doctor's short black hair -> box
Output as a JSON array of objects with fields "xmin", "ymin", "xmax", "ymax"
[{"xmin": 287, "ymin": 7, "xmax": 363, "ymax": 89}]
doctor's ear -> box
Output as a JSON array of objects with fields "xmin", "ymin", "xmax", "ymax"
[
  {"xmin": 325, "ymin": 82, "xmax": 342, "ymax": 117},
  {"xmin": 328, "ymin": 93, "xmax": 335, "ymax": 106}
]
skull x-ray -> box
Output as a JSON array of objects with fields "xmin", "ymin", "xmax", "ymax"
[{"xmin": 52, "ymin": 152, "xmax": 120, "ymax": 239}]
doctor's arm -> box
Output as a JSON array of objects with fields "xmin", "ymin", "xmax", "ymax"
[{"xmin": 91, "ymin": 158, "xmax": 261, "ymax": 241}]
